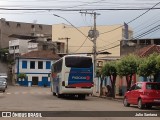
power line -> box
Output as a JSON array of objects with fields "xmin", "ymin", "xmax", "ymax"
[
  {"xmin": 134, "ymin": 19, "xmax": 160, "ymax": 35},
  {"xmin": 53, "ymin": 14, "xmax": 88, "ymax": 38},
  {"xmin": 76, "ymin": 1, "xmax": 160, "ymax": 53},
  {"xmin": 99, "ymin": 17, "xmax": 160, "ymax": 50},
  {"xmin": 128, "ymin": 2, "xmax": 160, "ymax": 24},
  {"xmin": 64, "ymin": 1, "xmax": 160, "ymax": 53},
  {"xmin": 63, "ymin": 0, "xmax": 106, "ymax": 9},
  {"xmin": 99, "ymin": 1, "xmax": 160, "ymax": 35},
  {"xmin": 134, "ymin": 25, "xmax": 160, "ymax": 39},
  {"xmin": 97, "ymin": 24, "xmax": 160, "ymax": 53},
  {"xmin": 1, "ymin": 7, "xmax": 160, "ymax": 11},
  {"xmin": 72, "ymin": 36, "xmax": 89, "ymax": 53},
  {"xmin": 53, "ymin": 14, "xmax": 92, "ymax": 54},
  {"xmin": 98, "ymin": 6, "xmax": 160, "ymax": 50},
  {"xmin": 132, "ymin": 11, "xmax": 160, "ymax": 31},
  {"xmin": 0, "ymin": 0, "xmax": 159, "ymax": 9}
]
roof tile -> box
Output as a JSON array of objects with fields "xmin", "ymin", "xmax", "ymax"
[
  {"xmin": 134, "ymin": 45, "xmax": 160, "ymax": 57},
  {"xmin": 20, "ymin": 50, "xmax": 60, "ymax": 60}
]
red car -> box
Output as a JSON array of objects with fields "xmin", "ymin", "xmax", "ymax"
[{"xmin": 123, "ymin": 82, "xmax": 160, "ymax": 109}]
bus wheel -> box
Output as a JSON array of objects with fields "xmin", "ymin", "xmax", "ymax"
[
  {"xmin": 53, "ymin": 92, "xmax": 56, "ymax": 96},
  {"xmin": 78, "ymin": 94, "xmax": 86, "ymax": 100}
]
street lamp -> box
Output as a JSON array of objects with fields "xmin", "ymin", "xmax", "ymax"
[{"xmin": 53, "ymin": 13, "xmax": 99, "ymax": 77}]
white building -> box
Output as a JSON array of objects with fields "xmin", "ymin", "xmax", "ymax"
[
  {"xmin": 28, "ymin": 42, "xmax": 38, "ymax": 52},
  {"xmin": 9, "ymin": 39, "xmax": 29, "ymax": 55},
  {"xmin": 14, "ymin": 50, "xmax": 60, "ymax": 87},
  {"xmin": 9, "ymin": 39, "xmax": 38, "ymax": 56}
]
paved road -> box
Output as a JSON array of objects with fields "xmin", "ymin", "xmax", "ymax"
[{"xmin": 0, "ymin": 86, "xmax": 159, "ymax": 120}]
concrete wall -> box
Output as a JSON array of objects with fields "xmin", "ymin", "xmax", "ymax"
[
  {"xmin": 0, "ymin": 18, "xmax": 51, "ymax": 49},
  {"xmin": 19, "ymin": 40, "xmax": 29, "ymax": 54},
  {"xmin": 9, "ymin": 39, "xmax": 29, "ymax": 54},
  {"xmin": 120, "ymin": 39, "xmax": 160, "ymax": 56},
  {"xmin": 52, "ymin": 24, "xmax": 133, "ymax": 58},
  {"xmin": 28, "ymin": 42, "xmax": 38, "ymax": 52}
]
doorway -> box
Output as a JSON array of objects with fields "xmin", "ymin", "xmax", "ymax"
[
  {"xmin": 42, "ymin": 77, "xmax": 48, "ymax": 87},
  {"xmin": 32, "ymin": 77, "xmax": 38, "ymax": 85}
]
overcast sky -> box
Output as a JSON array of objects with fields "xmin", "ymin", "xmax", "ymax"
[{"xmin": 1, "ymin": 0, "xmax": 160, "ymax": 38}]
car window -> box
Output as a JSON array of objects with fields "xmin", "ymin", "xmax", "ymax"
[
  {"xmin": 130, "ymin": 84, "xmax": 136, "ymax": 90},
  {"xmin": 135, "ymin": 83, "xmax": 142, "ymax": 90},
  {"xmin": 146, "ymin": 83, "xmax": 160, "ymax": 90}
]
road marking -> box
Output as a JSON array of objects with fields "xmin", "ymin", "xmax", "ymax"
[{"xmin": 2, "ymin": 91, "xmax": 51, "ymax": 95}]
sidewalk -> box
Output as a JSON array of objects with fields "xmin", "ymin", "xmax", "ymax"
[
  {"xmin": 100, "ymin": 96, "xmax": 160, "ymax": 109},
  {"xmin": 100, "ymin": 95, "xmax": 123, "ymax": 102}
]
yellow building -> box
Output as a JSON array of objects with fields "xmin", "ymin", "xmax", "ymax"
[
  {"xmin": 52, "ymin": 24, "xmax": 133, "ymax": 97},
  {"xmin": 52, "ymin": 24, "xmax": 133, "ymax": 59}
]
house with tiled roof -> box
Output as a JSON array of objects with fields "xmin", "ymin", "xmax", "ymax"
[
  {"xmin": 118, "ymin": 44, "xmax": 160, "ymax": 96},
  {"xmin": 14, "ymin": 50, "xmax": 60, "ymax": 86},
  {"xmin": 134, "ymin": 44, "xmax": 160, "ymax": 57},
  {"xmin": 133, "ymin": 44, "xmax": 160, "ymax": 82}
]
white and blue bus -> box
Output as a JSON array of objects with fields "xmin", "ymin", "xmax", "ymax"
[{"xmin": 50, "ymin": 55, "xmax": 93, "ymax": 99}]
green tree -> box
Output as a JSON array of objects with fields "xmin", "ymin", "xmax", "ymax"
[
  {"xmin": 156, "ymin": 54, "xmax": 160, "ymax": 71},
  {"xmin": 117, "ymin": 54, "xmax": 138, "ymax": 90},
  {"xmin": 18, "ymin": 73, "xmax": 27, "ymax": 80},
  {"xmin": 155, "ymin": 54, "xmax": 160, "ymax": 81},
  {"xmin": 138, "ymin": 53, "xmax": 159, "ymax": 82},
  {"xmin": 101, "ymin": 61, "xmax": 117, "ymax": 98},
  {"xmin": 0, "ymin": 48, "xmax": 9, "ymax": 62}
]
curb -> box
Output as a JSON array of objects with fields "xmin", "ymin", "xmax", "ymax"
[{"xmin": 99, "ymin": 96, "xmax": 123, "ymax": 102}]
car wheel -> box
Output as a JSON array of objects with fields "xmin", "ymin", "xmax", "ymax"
[
  {"xmin": 138, "ymin": 99, "xmax": 145, "ymax": 109},
  {"xmin": 146, "ymin": 104, "xmax": 152, "ymax": 109},
  {"xmin": 123, "ymin": 97, "xmax": 130, "ymax": 107}
]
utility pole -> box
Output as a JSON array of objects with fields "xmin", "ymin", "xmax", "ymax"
[
  {"xmin": 0, "ymin": 20, "xmax": 2, "ymax": 49},
  {"xmin": 59, "ymin": 37, "xmax": 70, "ymax": 54},
  {"xmin": 80, "ymin": 11, "xmax": 100, "ymax": 77}
]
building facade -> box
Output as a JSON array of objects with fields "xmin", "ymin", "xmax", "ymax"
[
  {"xmin": 0, "ymin": 18, "xmax": 52, "ymax": 49},
  {"xmin": 120, "ymin": 38, "xmax": 160, "ymax": 56},
  {"xmin": 52, "ymin": 24, "xmax": 133, "ymax": 57},
  {"xmin": 28, "ymin": 42, "xmax": 38, "ymax": 52},
  {"xmin": 14, "ymin": 50, "xmax": 59, "ymax": 87},
  {"xmin": 9, "ymin": 39, "xmax": 56, "ymax": 57},
  {"xmin": 52, "ymin": 24, "xmax": 133, "ymax": 68},
  {"xmin": 9, "ymin": 39, "xmax": 31, "ymax": 55}
]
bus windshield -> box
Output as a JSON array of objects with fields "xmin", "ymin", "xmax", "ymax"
[{"xmin": 65, "ymin": 56, "xmax": 92, "ymax": 68}]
